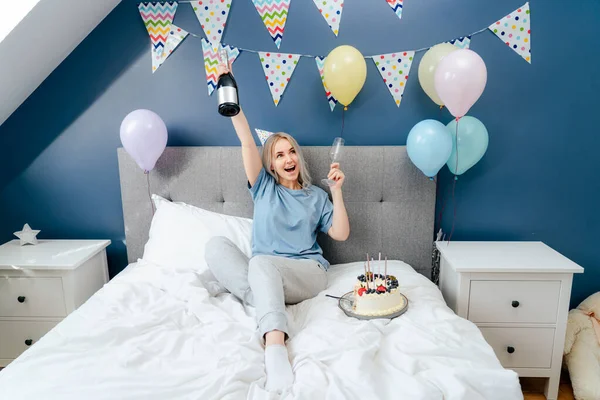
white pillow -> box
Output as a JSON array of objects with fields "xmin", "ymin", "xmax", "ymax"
[{"xmin": 142, "ymin": 194, "xmax": 253, "ymax": 272}]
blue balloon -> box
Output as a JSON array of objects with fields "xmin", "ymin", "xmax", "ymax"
[
  {"xmin": 406, "ymin": 119, "xmax": 453, "ymax": 178},
  {"xmin": 446, "ymin": 116, "xmax": 489, "ymax": 175}
]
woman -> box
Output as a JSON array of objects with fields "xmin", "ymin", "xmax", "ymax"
[{"xmin": 205, "ymin": 61, "xmax": 350, "ymax": 392}]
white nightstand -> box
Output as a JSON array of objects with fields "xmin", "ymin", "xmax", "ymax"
[
  {"xmin": 436, "ymin": 241, "xmax": 584, "ymax": 400},
  {"xmin": 0, "ymin": 239, "xmax": 110, "ymax": 367}
]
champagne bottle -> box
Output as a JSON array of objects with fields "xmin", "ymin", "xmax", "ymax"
[{"xmin": 217, "ymin": 49, "xmax": 240, "ymax": 117}]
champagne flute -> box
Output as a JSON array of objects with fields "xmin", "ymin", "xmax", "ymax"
[{"xmin": 321, "ymin": 137, "xmax": 344, "ymax": 187}]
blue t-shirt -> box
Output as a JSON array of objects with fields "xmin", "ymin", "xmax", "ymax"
[{"xmin": 248, "ymin": 168, "xmax": 334, "ymax": 269}]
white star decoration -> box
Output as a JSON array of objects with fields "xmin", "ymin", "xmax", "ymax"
[{"xmin": 14, "ymin": 223, "xmax": 41, "ymax": 246}]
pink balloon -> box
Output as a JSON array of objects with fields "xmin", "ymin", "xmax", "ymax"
[
  {"xmin": 120, "ymin": 109, "xmax": 168, "ymax": 173},
  {"xmin": 434, "ymin": 49, "xmax": 487, "ymax": 118}
]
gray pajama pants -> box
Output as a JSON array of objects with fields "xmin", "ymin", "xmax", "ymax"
[{"xmin": 205, "ymin": 236, "xmax": 328, "ymax": 339}]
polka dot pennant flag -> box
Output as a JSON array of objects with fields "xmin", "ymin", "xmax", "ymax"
[
  {"xmin": 448, "ymin": 35, "xmax": 471, "ymax": 50},
  {"xmin": 372, "ymin": 51, "xmax": 415, "ymax": 107},
  {"xmin": 255, "ymin": 128, "xmax": 276, "ymax": 145},
  {"xmin": 315, "ymin": 56, "xmax": 337, "ymax": 112},
  {"xmin": 386, "ymin": 0, "xmax": 404, "ymax": 20},
  {"xmin": 258, "ymin": 52, "xmax": 301, "ymax": 106},
  {"xmin": 152, "ymin": 24, "xmax": 189, "ymax": 73},
  {"xmin": 191, "ymin": 0, "xmax": 232, "ymax": 46},
  {"xmin": 488, "ymin": 2, "xmax": 531, "ymax": 63},
  {"xmin": 201, "ymin": 38, "xmax": 241, "ymax": 95},
  {"xmin": 138, "ymin": 1, "xmax": 178, "ymax": 57},
  {"xmin": 252, "ymin": 0, "xmax": 291, "ymax": 49},
  {"xmin": 312, "ymin": 0, "xmax": 344, "ymax": 36}
]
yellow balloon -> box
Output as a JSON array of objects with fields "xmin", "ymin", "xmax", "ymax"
[
  {"xmin": 418, "ymin": 43, "xmax": 459, "ymax": 106},
  {"xmin": 323, "ymin": 45, "xmax": 367, "ymax": 107}
]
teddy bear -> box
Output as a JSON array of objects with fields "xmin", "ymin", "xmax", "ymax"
[{"xmin": 563, "ymin": 291, "xmax": 600, "ymax": 400}]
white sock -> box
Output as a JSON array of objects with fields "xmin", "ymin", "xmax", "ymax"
[{"xmin": 264, "ymin": 344, "xmax": 294, "ymax": 391}]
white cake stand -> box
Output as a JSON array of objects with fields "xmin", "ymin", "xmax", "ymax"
[{"xmin": 332, "ymin": 291, "xmax": 409, "ymax": 320}]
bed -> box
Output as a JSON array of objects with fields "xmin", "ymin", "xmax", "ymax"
[{"xmin": 0, "ymin": 146, "xmax": 523, "ymax": 399}]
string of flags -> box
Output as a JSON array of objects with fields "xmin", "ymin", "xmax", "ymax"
[
  {"xmin": 488, "ymin": 2, "xmax": 531, "ymax": 63},
  {"xmin": 312, "ymin": 0, "xmax": 345, "ymax": 37},
  {"xmin": 192, "ymin": 0, "xmax": 232, "ymax": 45},
  {"xmin": 374, "ymin": 51, "xmax": 415, "ymax": 108},
  {"xmin": 138, "ymin": 1, "xmax": 531, "ymax": 109},
  {"xmin": 201, "ymin": 39, "xmax": 240, "ymax": 95},
  {"xmin": 259, "ymin": 52, "xmax": 301, "ymax": 106},
  {"xmin": 153, "ymin": 24, "xmax": 189, "ymax": 71},
  {"xmin": 139, "ymin": 1, "xmax": 178, "ymax": 59},
  {"xmin": 386, "ymin": 0, "xmax": 404, "ymax": 20},
  {"xmin": 315, "ymin": 56, "xmax": 337, "ymax": 111},
  {"xmin": 252, "ymin": 0, "xmax": 290, "ymax": 48}
]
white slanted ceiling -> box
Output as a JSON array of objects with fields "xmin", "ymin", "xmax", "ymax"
[
  {"xmin": 0, "ymin": 0, "xmax": 41, "ymax": 43},
  {"xmin": 0, "ymin": 0, "xmax": 121, "ymax": 126}
]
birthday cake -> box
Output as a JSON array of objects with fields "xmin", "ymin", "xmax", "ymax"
[{"xmin": 352, "ymin": 258, "xmax": 404, "ymax": 316}]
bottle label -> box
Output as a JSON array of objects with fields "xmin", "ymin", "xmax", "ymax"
[{"xmin": 217, "ymin": 86, "xmax": 238, "ymax": 105}]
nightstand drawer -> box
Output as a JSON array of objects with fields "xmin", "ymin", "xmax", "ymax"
[
  {"xmin": 479, "ymin": 327, "xmax": 555, "ymax": 369},
  {"xmin": 0, "ymin": 278, "xmax": 67, "ymax": 317},
  {"xmin": 0, "ymin": 320, "xmax": 59, "ymax": 359},
  {"xmin": 468, "ymin": 280, "xmax": 561, "ymax": 324}
]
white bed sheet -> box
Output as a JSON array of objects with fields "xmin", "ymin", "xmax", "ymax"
[{"xmin": 0, "ymin": 259, "xmax": 523, "ymax": 400}]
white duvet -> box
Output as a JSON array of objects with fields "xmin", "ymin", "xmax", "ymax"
[{"xmin": 0, "ymin": 259, "xmax": 522, "ymax": 400}]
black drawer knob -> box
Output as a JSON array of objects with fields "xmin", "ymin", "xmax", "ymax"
[
  {"xmin": 24, "ymin": 339, "xmax": 33, "ymax": 346},
  {"xmin": 17, "ymin": 296, "xmax": 26, "ymax": 303},
  {"xmin": 511, "ymin": 300, "xmax": 520, "ymax": 308},
  {"xmin": 507, "ymin": 346, "xmax": 515, "ymax": 354}
]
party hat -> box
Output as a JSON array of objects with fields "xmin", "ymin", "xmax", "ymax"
[{"xmin": 255, "ymin": 128, "xmax": 276, "ymax": 145}]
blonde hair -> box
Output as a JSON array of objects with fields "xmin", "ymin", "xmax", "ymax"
[{"xmin": 261, "ymin": 132, "xmax": 312, "ymax": 188}]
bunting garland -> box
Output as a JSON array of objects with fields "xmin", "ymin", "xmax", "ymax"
[
  {"xmin": 252, "ymin": 0, "xmax": 291, "ymax": 49},
  {"xmin": 312, "ymin": 0, "xmax": 344, "ymax": 36},
  {"xmin": 201, "ymin": 39, "xmax": 220, "ymax": 95},
  {"xmin": 138, "ymin": 1, "xmax": 178, "ymax": 57},
  {"xmin": 373, "ymin": 51, "xmax": 415, "ymax": 107},
  {"xmin": 222, "ymin": 43, "xmax": 241, "ymax": 63},
  {"xmin": 202, "ymin": 38, "xmax": 240, "ymax": 95},
  {"xmin": 137, "ymin": 2, "xmax": 533, "ymax": 110},
  {"xmin": 152, "ymin": 24, "xmax": 188, "ymax": 72},
  {"xmin": 448, "ymin": 35, "xmax": 471, "ymax": 49},
  {"xmin": 191, "ymin": 0, "xmax": 232, "ymax": 45},
  {"xmin": 315, "ymin": 56, "xmax": 337, "ymax": 111},
  {"xmin": 488, "ymin": 2, "xmax": 531, "ymax": 63},
  {"xmin": 386, "ymin": 0, "xmax": 404, "ymax": 20},
  {"xmin": 259, "ymin": 52, "xmax": 301, "ymax": 106}
]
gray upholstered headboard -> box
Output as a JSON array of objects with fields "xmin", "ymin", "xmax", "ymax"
[{"xmin": 117, "ymin": 146, "xmax": 436, "ymax": 276}]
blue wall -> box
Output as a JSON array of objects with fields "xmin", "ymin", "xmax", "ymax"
[{"xmin": 1, "ymin": 0, "xmax": 598, "ymax": 306}]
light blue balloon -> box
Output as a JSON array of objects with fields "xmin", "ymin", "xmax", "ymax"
[
  {"xmin": 446, "ymin": 116, "xmax": 489, "ymax": 175},
  {"xmin": 406, "ymin": 119, "xmax": 453, "ymax": 178}
]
